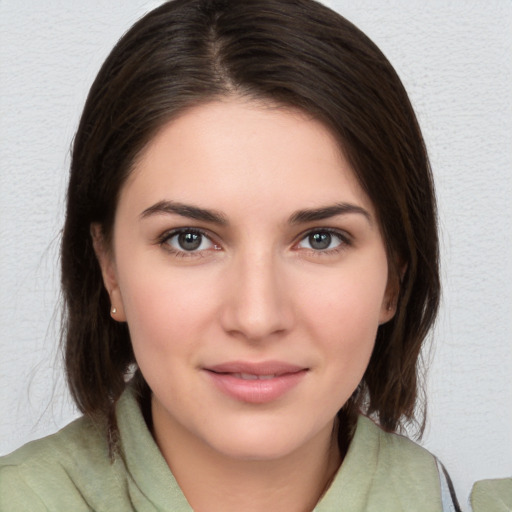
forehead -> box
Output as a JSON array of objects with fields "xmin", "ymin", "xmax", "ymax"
[{"xmin": 119, "ymin": 98, "xmax": 375, "ymax": 220}]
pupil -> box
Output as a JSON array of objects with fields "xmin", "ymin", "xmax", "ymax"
[
  {"xmin": 309, "ymin": 232, "xmax": 331, "ymax": 250},
  {"xmin": 178, "ymin": 232, "xmax": 201, "ymax": 251}
]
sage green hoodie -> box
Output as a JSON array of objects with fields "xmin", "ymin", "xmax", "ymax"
[{"xmin": 0, "ymin": 387, "xmax": 445, "ymax": 511}]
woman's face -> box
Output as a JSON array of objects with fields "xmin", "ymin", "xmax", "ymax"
[{"xmin": 97, "ymin": 99, "xmax": 396, "ymax": 462}]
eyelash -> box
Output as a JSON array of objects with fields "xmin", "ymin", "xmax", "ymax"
[
  {"xmin": 294, "ymin": 228, "xmax": 352, "ymax": 256},
  {"xmin": 157, "ymin": 227, "xmax": 352, "ymax": 258},
  {"xmin": 158, "ymin": 228, "xmax": 220, "ymax": 258}
]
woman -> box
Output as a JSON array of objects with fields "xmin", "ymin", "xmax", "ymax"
[{"xmin": 0, "ymin": 0, "xmax": 460, "ymax": 510}]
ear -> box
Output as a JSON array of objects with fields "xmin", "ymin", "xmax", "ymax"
[
  {"xmin": 90, "ymin": 223, "xmax": 127, "ymax": 322},
  {"xmin": 379, "ymin": 264, "xmax": 406, "ymax": 325}
]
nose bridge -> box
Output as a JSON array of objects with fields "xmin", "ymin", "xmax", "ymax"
[{"xmin": 221, "ymin": 245, "xmax": 292, "ymax": 340}]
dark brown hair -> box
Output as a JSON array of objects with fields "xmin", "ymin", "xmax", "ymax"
[{"xmin": 62, "ymin": 0, "xmax": 439, "ymax": 444}]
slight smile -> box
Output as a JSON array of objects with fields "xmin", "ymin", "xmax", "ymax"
[{"xmin": 203, "ymin": 361, "xmax": 309, "ymax": 404}]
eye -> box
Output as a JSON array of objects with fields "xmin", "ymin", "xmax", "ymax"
[
  {"xmin": 296, "ymin": 229, "xmax": 348, "ymax": 252},
  {"xmin": 162, "ymin": 228, "xmax": 218, "ymax": 253}
]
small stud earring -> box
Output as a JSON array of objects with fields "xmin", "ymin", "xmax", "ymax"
[
  {"xmin": 111, "ymin": 307, "xmax": 117, "ymax": 315},
  {"xmin": 387, "ymin": 302, "xmax": 393, "ymax": 311}
]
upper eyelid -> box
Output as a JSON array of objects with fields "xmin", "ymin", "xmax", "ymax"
[
  {"xmin": 295, "ymin": 227, "xmax": 352, "ymax": 243},
  {"xmin": 158, "ymin": 227, "xmax": 216, "ymax": 245},
  {"xmin": 157, "ymin": 228, "xmax": 221, "ymax": 259}
]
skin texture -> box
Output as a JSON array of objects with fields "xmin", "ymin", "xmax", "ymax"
[{"xmin": 93, "ymin": 98, "xmax": 397, "ymax": 511}]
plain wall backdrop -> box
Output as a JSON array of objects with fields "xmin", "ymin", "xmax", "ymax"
[{"xmin": 1, "ymin": 1, "xmax": 511, "ymax": 509}]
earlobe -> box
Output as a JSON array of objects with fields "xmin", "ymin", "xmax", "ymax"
[
  {"xmin": 90, "ymin": 223, "xmax": 127, "ymax": 322},
  {"xmin": 379, "ymin": 264, "xmax": 405, "ymax": 325},
  {"xmin": 379, "ymin": 298, "xmax": 397, "ymax": 325},
  {"xmin": 108, "ymin": 287, "xmax": 127, "ymax": 322}
]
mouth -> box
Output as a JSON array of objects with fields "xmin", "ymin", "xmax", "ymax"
[
  {"xmin": 203, "ymin": 361, "xmax": 309, "ymax": 404},
  {"xmin": 227, "ymin": 373, "xmax": 281, "ymax": 380}
]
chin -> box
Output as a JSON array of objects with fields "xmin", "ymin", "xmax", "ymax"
[
  {"xmin": 210, "ymin": 437, "xmax": 303, "ymax": 462},
  {"xmin": 202, "ymin": 418, "xmax": 331, "ymax": 462}
]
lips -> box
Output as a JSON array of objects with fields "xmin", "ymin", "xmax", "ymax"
[{"xmin": 203, "ymin": 361, "xmax": 308, "ymax": 404}]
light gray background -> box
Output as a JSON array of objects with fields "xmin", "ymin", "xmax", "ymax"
[{"xmin": 1, "ymin": 1, "xmax": 511, "ymax": 508}]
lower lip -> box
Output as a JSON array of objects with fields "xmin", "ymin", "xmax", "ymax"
[{"xmin": 205, "ymin": 370, "xmax": 307, "ymax": 404}]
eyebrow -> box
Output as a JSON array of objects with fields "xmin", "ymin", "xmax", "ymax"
[
  {"xmin": 289, "ymin": 203, "xmax": 372, "ymax": 225},
  {"xmin": 140, "ymin": 200, "xmax": 372, "ymax": 227},
  {"xmin": 140, "ymin": 200, "xmax": 228, "ymax": 225}
]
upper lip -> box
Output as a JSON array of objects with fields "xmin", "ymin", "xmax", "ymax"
[{"xmin": 204, "ymin": 361, "xmax": 308, "ymax": 376}]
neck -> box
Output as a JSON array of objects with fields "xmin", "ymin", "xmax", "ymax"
[{"xmin": 151, "ymin": 399, "xmax": 342, "ymax": 512}]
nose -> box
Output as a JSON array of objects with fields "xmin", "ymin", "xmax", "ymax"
[{"xmin": 220, "ymin": 250, "xmax": 294, "ymax": 342}]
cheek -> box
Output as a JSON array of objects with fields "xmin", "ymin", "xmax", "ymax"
[
  {"xmin": 117, "ymin": 265, "xmax": 219, "ymax": 358},
  {"xmin": 299, "ymin": 261, "xmax": 388, "ymax": 379},
  {"xmin": 118, "ymin": 274, "xmax": 210, "ymax": 396},
  {"xmin": 302, "ymin": 262, "xmax": 388, "ymax": 336}
]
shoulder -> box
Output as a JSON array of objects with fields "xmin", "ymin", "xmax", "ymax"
[
  {"xmin": 360, "ymin": 416, "xmax": 462, "ymax": 511},
  {"xmin": 0, "ymin": 415, "xmax": 126, "ymax": 511},
  {"xmin": 357, "ymin": 415, "xmax": 437, "ymax": 471},
  {"xmin": 318, "ymin": 415, "xmax": 447, "ymax": 512},
  {"xmin": 1, "ymin": 415, "xmax": 108, "ymax": 468}
]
